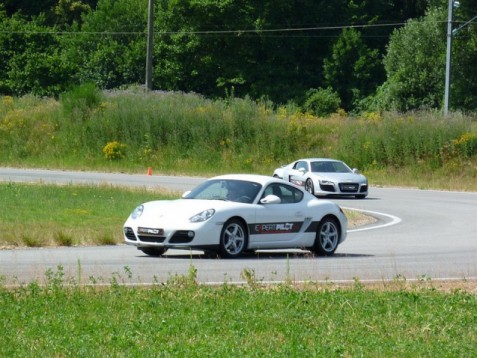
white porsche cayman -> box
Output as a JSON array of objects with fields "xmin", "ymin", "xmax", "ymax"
[{"xmin": 123, "ymin": 174, "xmax": 347, "ymax": 258}]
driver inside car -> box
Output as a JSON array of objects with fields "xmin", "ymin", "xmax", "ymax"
[{"xmin": 226, "ymin": 182, "xmax": 241, "ymax": 201}]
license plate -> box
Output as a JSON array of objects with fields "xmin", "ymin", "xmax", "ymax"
[{"xmin": 138, "ymin": 227, "xmax": 164, "ymax": 235}]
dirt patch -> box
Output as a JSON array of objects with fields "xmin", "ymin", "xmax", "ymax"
[{"xmin": 344, "ymin": 209, "xmax": 378, "ymax": 229}]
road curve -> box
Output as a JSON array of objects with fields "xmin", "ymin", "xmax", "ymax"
[{"xmin": 1, "ymin": 167, "xmax": 476, "ymax": 285}]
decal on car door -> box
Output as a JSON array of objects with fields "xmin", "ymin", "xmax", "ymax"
[{"xmin": 248, "ymin": 222, "xmax": 303, "ymax": 235}]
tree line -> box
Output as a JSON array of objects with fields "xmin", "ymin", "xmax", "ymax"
[{"xmin": 1, "ymin": 0, "xmax": 476, "ymax": 113}]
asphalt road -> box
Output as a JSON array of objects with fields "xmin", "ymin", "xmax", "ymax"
[{"xmin": 1, "ymin": 167, "xmax": 476, "ymax": 285}]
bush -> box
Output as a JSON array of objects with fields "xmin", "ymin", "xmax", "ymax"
[
  {"xmin": 102, "ymin": 141, "xmax": 127, "ymax": 160},
  {"xmin": 60, "ymin": 83, "xmax": 102, "ymax": 120},
  {"xmin": 303, "ymin": 87, "xmax": 341, "ymax": 117}
]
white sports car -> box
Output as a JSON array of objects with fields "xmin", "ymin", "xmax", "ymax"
[
  {"xmin": 273, "ymin": 158, "xmax": 368, "ymax": 199},
  {"xmin": 123, "ymin": 174, "xmax": 347, "ymax": 258}
]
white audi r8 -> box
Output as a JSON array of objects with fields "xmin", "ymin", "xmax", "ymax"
[
  {"xmin": 123, "ymin": 174, "xmax": 347, "ymax": 258},
  {"xmin": 273, "ymin": 158, "xmax": 368, "ymax": 199}
]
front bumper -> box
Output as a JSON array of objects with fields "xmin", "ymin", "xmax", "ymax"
[
  {"xmin": 318, "ymin": 182, "xmax": 368, "ymax": 196},
  {"xmin": 123, "ymin": 221, "xmax": 221, "ymax": 250}
]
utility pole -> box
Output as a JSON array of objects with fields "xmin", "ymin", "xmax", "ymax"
[
  {"xmin": 444, "ymin": 0, "xmax": 454, "ymax": 116},
  {"xmin": 145, "ymin": 0, "xmax": 154, "ymax": 91}
]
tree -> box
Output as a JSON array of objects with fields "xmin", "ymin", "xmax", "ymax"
[
  {"xmin": 374, "ymin": 1, "xmax": 477, "ymax": 112},
  {"xmin": 2, "ymin": 0, "xmax": 57, "ymax": 18},
  {"xmin": 323, "ymin": 28, "xmax": 382, "ymax": 111},
  {"xmin": 2, "ymin": 0, "xmax": 98, "ymax": 26},
  {"xmin": 53, "ymin": 0, "xmax": 94, "ymax": 26},
  {"xmin": 450, "ymin": 0, "xmax": 477, "ymax": 110},
  {"xmin": 1, "ymin": 0, "xmax": 435, "ymax": 108},
  {"xmin": 63, "ymin": 0, "xmax": 147, "ymax": 88},
  {"xmin": 373, "ymin": 8, "xmax": 446, "ymax": 111},
  {"xmin": 0, "ymin": 11, "xmax": 73, "ymax": 96}
]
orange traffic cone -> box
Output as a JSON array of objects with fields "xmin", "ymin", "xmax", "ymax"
[{"xmin": 147, "ymin": 167, "xmax": 152, "ymax": 176}]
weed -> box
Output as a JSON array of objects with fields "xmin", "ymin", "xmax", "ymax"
[
  {"xmin": 54, "ymin": 231, "xmax": 74, "ymax": 246},
  {"xmin": 22, "ymin": 234, "xmax": 42, "ymax": 247},
  {"xmin": 96, "ymin": 234, "xmax": 118, "ymax": 246},
  {"xmin": 240, "ymin": 268, "xmax": 263, "ymax": 289}
]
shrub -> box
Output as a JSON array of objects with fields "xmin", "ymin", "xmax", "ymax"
[
  {"xmin": 303, "ymin": 87, "xmax": 341, "ymax": 117},
  {"xmin": 60, "ymin": 83, "xmax": 102, "ymax": 120},
  {"xmin": 102, "ymin": 141, "xmax": 127, "ymax": 160}
]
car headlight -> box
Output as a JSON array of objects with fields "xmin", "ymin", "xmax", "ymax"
[
  {"xmin": 319, "ymin": 180, "xmax": 334, "ymax": 186},
  {"xmin": 190, "ymin": 209, "xmax": 215, "ymax": 223},
  {"xmin": 131, "ymin": 205, "xmax": 144, "ymax": 219}
]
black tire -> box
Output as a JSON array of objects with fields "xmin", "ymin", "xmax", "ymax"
[
  {"xmin": 305, "ymin": 179, "xmax": 315, "ymax": 195},
  {"xmin": 139, "ymin": 247, "xmax": 167, "ymax": 257},
  {"xmin": 312, "ymin": 217, "xmax": 340, "ymax": 256},
  {"xmin": 219, "ymin": 219, "xmax": 248, "ymax": 258}
]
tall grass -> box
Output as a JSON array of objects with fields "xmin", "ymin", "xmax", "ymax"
[
  {"xmin": 1, "ymin": 86, "xmax": 476, "ymax": 185},
  {"xmin": 1, "ymin": 268, "xmax": 476, "ymax": 357},
  {"xmin": 0, "ymin": 182, "xmax": 177, "ymax": 247}
]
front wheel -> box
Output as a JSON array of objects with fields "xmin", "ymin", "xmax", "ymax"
[
  {"xmin": 219, "ymin": 219, "xmax": 248, "ymax": 258},
  {"xmin": 305, "ymin": 179, "xmax": 315, "ymax": 195},
  {"xmin": 312, "ymin": 217, "xmax": 340, "ymax": 256},
  {"xmin": 139, "ymin": 247, "xmax": 167, "ymax": 257}
]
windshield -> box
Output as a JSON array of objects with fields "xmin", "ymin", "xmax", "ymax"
[
  {"xmin": 183, "ymin": 179, "xmax": 262, "ymax": 204},
  {"xmin": 310, "ymin": 161, "xmax": 351, "ymax": 173}
]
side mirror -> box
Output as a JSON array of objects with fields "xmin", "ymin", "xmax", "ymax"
[
  {"xmin": 298, "ymin": 168, "xmax": 306, "ymax": 174},
  {"xmin": 260, "ymin": 194, "xmax": 281, "ymax": 204},
  {"xmin": 352, "ymin": 168, "xmax": 360, "ymax": 174}
]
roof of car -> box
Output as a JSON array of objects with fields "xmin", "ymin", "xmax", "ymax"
[
  {"xmin": 299, "ymin": 158, "xmax": 341, "ymax": 162},
  {"xmin": 210, "ymin": 174, "xmax": 278, "ymax": 185}
]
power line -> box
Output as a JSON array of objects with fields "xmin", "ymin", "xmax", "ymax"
[
  {"xmin": 2, "ymin": 19, "xmax": 469, "ymax": 38},
  {"xmin": 0, "ymin": 21, "xmax": 412, "ymax": 36}
]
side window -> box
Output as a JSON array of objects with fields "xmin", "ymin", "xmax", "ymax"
[
  {"xmin": 294, "ymin": 161, "xmax": 309, "ymax": 172},
  {"xmin": 263, "ymin": 183, "xmax": 304, "ymax": 204},
  {"xmin": 279, "ymin": 184, "xmax": 304, "ymax": 203},
  {"xmin": 263, "ymin": 184, "xmax": 282, "ymax": 199}
]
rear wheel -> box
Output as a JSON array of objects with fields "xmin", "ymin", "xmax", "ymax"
[
  {"xmin": 139, "ymin": 247, "xmax": 167, "ymax": 257},
  {"xmin": 305, "ymin": 179, "xmax": 315, "ymax": 195},
  {"xmin": 312, "ymin": 217, "xmax": 340, "ymax": 256},
  {"xmin": 219, "ymin": 219, "xmax": 248, "ymax": 258}
]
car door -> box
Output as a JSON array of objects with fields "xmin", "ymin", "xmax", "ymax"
[
  {"xmin": 249, "ymin": 183, "xmax": 307, "ymax": 247},
  {"xmin": 288, "ymin": 160, "xmax": 309, "ymax": 186}
]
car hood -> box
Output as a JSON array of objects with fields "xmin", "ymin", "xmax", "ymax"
[
  {"xmin": 135, "ymin": 198, "xmax": 245, "ymax": 221},
  {"xmin": 312, "ymin": 172, "xmax": 366, "ymax": 183}
]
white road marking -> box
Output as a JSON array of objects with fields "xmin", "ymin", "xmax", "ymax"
[{"xmin": 343, "ymin": 207, "xmax": 402, "ymax": 233}]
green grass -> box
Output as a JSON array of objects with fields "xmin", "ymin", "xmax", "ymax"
[
  {"xmin": 1, "ymin": 89, "xmax": 476, "ymax": 356},
  {"xmin": 1, "ymin": 268, "xmax": 475, "ymax": 356},
  {"xmin": 0, "ymin": 182, "xmax": 364, "ymax": 248},
  {"xmin": 1, "ymin": 88, "xmax": 476, "ymax": 190},
  {"xmin": 0, "ymin": 182, "xmax": 177, "ymax": 247}
]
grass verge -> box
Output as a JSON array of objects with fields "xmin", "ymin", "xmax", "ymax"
[
  {"xmin": 0, "ymin": 182, "xmax": 370, "ymax": 248},
  {"xmin": 0, "ymin": 266, "xmax": 475, "ymax": 356},
  {"xmin": 0, "ymin": 182, "xmax": 177, "ymax": 248}
]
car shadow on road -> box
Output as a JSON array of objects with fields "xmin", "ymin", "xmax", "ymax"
[
  {"xmin": 327, "ymin": 196, "xmax": 381, "ymax": 201},
  {"xmin": 139, "ymin": 251, "xmax": 373, "ymax": 260}
]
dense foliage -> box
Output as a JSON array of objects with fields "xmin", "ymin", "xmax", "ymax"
[{"xmin": 1, "ymin": 0, "xmax": 476, "ymax": 112}]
